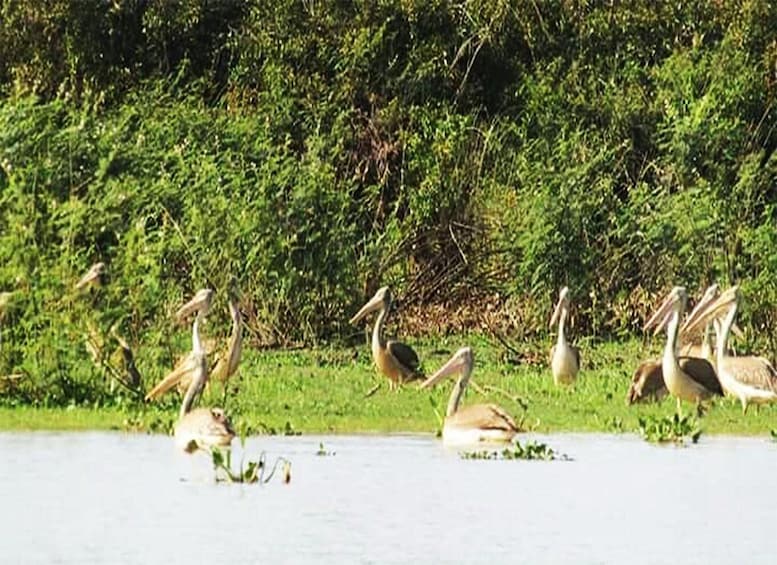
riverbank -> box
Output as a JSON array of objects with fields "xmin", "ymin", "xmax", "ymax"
[{"xmin": 1, "ymin": 337, "xmax": 775, "ymax": 436}]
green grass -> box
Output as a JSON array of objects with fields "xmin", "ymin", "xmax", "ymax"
[{"xmin": 1, "ymin": 335, "xmax": 775, "ymax": 436}]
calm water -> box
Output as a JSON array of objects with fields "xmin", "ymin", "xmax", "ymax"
[{"xmin": 1, "ymin": 432, "xmax": 775, "ymax": 564}]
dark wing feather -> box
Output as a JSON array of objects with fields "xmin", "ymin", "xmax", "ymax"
[
  {"xmin": 387, "ymin": 340, "xmax": 423, "ymax": 378},
  {"xmin": 678, "ymin": 356, "xmax": 723, "ymax": 396},
  {"xmin": 627, "ymin": 359, "xmax": 665, "ymax": 404}
]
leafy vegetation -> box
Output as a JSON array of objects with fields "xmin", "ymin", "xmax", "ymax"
[
  {"xmin": 460, "ymin": 439, "xmax": 569, "ymax": 461},
  {"xmin": 211, "ymin": 447, "xmax": 292, "ymax": 485},
  {"xmin": 2, "ymin": 2, "xmax": 777, "ymax": 406},
  {"xmin": 637, "ymin": 413, "xmax": 703, "ymax": 445}
]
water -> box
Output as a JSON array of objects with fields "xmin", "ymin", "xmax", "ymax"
[{"xmin": 1, "ymin": 432, "xmax": 775, "ymax": 564}]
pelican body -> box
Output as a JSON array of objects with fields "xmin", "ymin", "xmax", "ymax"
[
  {"xmin": 645, "ymin": 287, "xmax": 722, "ymax": 410},
  {"xmin": 350, "ymin": 286, "xmax": 423, "ymax": 388},
  {"xmin": 549, "ymin": 287, "xmax": 580, "ymax": 385},
  {"xmin": 683, "ymin": 286, "xmax": 777, "ymax": 413},
  {"xmin": 420, "ymin": 347, "xmax": 520, "ymax": 446},
  {"xmin": 172, "ymin": 290, "xmax": 235, "ymax": 453}
]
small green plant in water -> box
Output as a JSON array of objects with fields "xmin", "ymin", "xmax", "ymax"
[
  {"xmin": 638, "ymin": 414, "xmax": 702, "ymax": 444},
  {"xmin": 316, "ymin": 442, "xmax": 335, "ymax": 456},
  {"xmin": 211, "ymin": 448, "xmax": 292, "ymax": 484},
  {"xmin": 770, "ymin": 429, "xmax": 777, "ymax": 442},
  {"xmin": 460, "ymin": 439, "xmax": 569, "ymax": 461}
]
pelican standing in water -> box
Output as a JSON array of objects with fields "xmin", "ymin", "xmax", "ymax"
[
  {"xmin": 420, "ymin": 347, "xmax": 520, "ymax": 446},
  {"xmin": 683, "ymin": 286, "xmax": 777, "ymax": 413},
  {"xmin": 349, "ymin": 286, "xmax": 423, "ymax": 389},
  {"xmin": 145, "ymin": 289, "xmax": 216, "ymax": 401},
  {"xmin": 645, "ymin": 286, "xmax": 722, "ymax": 414},
  {"xmin": 549, "ymin": 287, "xmax": 580, "ymax": 385},
  {"xmin": 173, "ymin": 289, "xmax": 235, "ymax": 453}
]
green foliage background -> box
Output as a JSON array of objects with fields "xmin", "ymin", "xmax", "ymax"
[{"xmin": 1, "ymin": 1, "xmax": 777, "ymax": 404}]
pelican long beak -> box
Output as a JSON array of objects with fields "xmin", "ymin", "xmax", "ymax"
[
  {"xmin": 645, "ymin": 292, "xmax": 675, "ymax": 334},
  {"xmin": 75, "ymin": 262, "xmax": 106, "ymax": 290},
  {"xmin": 175, "ymin": 288, "xmax": 214, "ymax": 321},
  {"xmin": 682, "ymin": 286, "xmax": 739, "ymax": 336},
  {"xmin": 683, "ymin": 284, "xmax": 719, "ymax": 333},
  {"xmin": 420, "ymin": 348, "xmax": 471, "ymax": 389},
  {"xmin": 731, "ymin": 322, "xmax": 745, "ymax": 339},
  {"xmin": 349, "ymin": 292, "xmax": 384, "ymax": 325},
  {"xmin": 549, "ymin": 297, "xmax": 564, "ymax": 328}
]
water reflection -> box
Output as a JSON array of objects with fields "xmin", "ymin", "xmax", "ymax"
[{"xmin": 1, "ymin": 432, "xmax": 775, "ymax": 564}]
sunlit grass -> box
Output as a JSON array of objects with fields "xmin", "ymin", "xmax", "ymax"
[{"xmin": 1, "ymin": 336, "xmax": 775, "ymax": 436}]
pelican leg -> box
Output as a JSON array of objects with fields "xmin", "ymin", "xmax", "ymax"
[
  {"xmin": 675, "ymin": 397, "xmax": 683, "ymax": 418},
  {"xmin": 741, "ymin": 399, "xmax": 748, "ymax": 415}
]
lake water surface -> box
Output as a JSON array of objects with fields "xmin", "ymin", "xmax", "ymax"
[{"xmin": 1, "ymin": 432, "xmax": 775, "ymax": 564}]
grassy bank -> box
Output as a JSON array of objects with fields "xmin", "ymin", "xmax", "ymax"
[{"xmin": 1, "ymin": 337, "xmax": 774, "ymax": 437}]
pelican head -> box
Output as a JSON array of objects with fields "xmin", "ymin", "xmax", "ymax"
[
  {"xmin": 75, "ymin": 262, "xmax": 106, "ymax": 290},
  {"xmin": 682, "ymin": 285, "xmax": 741, "ymax": 336},
  {"xmin": 681, "ymin": 283, "xmax": 719, "ymax": 331},
  {"xmin": 420, "ymin": 347, "xmax": 473, "ymax": 389},
  {"xmin": 175, "ymin": 288, "xmax": 214, "ymax": 321},
  {"xmin": 349, "ymin": 286, "xmax": 391, "ymax": 324},
  {"xmin": 549, "ymin": 286, "xmax": 571, "ymax": 328},
  {"xmin": 645, "ymin": 286, "xmax": 687, "ymax": 335}
]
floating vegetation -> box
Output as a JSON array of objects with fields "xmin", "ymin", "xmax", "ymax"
[
  {"xmin": 316, "ymin": 442, "xmax": 335, "ymax": 456},
  {"xmin": 770, "ymin": 429, "xmax": 777, "ymax": 442},
  {"xmin": 460, "ymin": 439, "xmax": 570, "ymax": 461},
  {"xmin": 638, "ymin": 414, "xmax": 702, "ymax": 444},
  {"xmin": 211, "ymin": 448, "xmax": 292, "ymax": 485}
]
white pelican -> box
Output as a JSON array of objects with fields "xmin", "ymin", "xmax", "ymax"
[
  {"xmin": 349, "ymin": 286, "xmax": 423, "ymax": 388},
  {"xmin": 683, "ymin": 286, "xmax": 777, "ymax": 413},
  {"xmin": 75, "ymin": 262, "xmax": 106, "ymax": 290},
  {"xmin": 628, "ymin": 284, "xmax": 723, "ymax": 405},
  {"xmin": 549, "ymin": 287, "xmax": 580, "ymax": 385},
  {"xmin": 210, "ymin": 291, "xmax": 243, "ymax": 385},
  {"xmin": 645, "ymin": 286, "xmax": 722, "ymax": 412},
  {"xmin": 420, "ymin": 347, "xmax": 520, "ymax": 446},
  {"xmin": 145, "ymin": 288, "xmax": 216, "ymax": 401},
  {"xmin": 173, "ymin": 290, "xmax": 234, "ymax": 453}
]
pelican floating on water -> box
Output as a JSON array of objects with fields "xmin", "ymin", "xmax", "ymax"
[
  {"xmin": 645, "ymin": 286, "xmax": 722, "ymax": 413},
  {"xmin": 349, "ymin": 286, "xmax": 423, "ymax": 389},
  {"xmin": 683, "ymin": 286, "xmax": 777, "ymax": 413},
  {"xmin": 549, "ymin": 287, "xmax": 580, "ymax": 385},
  {"xmin": 75, "ymin": 262, "xmax": 106, "ymax": 290},
  {"xmin": 172, "ymin": 290, "xmax": 234, "ymax": 453},
  {"xmin": 420, "ymin": 347, "xmax": 520, "ymax": 446}
]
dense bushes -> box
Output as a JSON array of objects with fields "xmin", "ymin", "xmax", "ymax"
[{"xmin": 1, "ymin": 1, "xmax": 777, "ymax": 403}]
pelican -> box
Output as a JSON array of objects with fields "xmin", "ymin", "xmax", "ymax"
[
  {"xmin": 75, "ymin": 262, "xmax": 106, "ymax": 290},
  {"xmin": 145, "ymin": 288, "xmax": 215, "ymax": 401},
  {"xmin": 173, "ymin": 291, "xmax": 234, "ymax": 453},
  {"xmin": 645, "ymin": 286, "xmax": 722, "ymax": 413},
  {"xmin": 549, "ymin": 287, "xmax": 580, "ymax": 385},
  {"xmin": 683, "ymin": 286, "xmax": 777, "ymax": 413},
  {"xmin": 628, "ymin": 284, "xmax": 721, "ymax": 405},
  {"xmin": 349, "ymin": 286, "xmax": 423, "ymax": 388},
  {"xmin": 209, "ymin": 289, "xmax": 243, "ymax": 385},
  {"xmin": 420, "ymin": 347, "xmax": 520, "ymax": 446},
  {"xmin": 0, "ymin": 291, "xmax": 12, "ymax": 352}
]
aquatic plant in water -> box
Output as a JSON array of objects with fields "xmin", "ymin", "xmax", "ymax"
[
  {"xmin": 460, "ymin": 439, "xmax": 569, "ymax": 461},
  {"xmin": 637, "ymin": 414, "xmax": 702, "ymax": 445},
  {"xmin": 211, "ymin": 448, "xmax": 292, "ymax": 485},
  {"xmin": 316, "ymin": 442, "xmax": 335, "ymax": 456}
]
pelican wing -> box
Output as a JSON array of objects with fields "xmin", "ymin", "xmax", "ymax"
[
  {"xmin": 448, "ymin": 403, "xmax": 519, "ymax": 432},
  {"xmin": 723, "ymin": 357, "xmax": 777, "ymax": 392},
  {"xmin": 387, "ymin": 340, "xmax": 422, "ymax": 378},
  {"xmin": 679, "ymin": 356, "xmax": 723, "ymax": 396},
  {"xmin": 145, "ymin": 354, "xmax": 197, "ymax": 401}
]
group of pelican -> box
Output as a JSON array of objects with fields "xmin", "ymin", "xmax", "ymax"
[{"xmin": 5, "ymin": 260, "xmax": 775, "ymax": 453}]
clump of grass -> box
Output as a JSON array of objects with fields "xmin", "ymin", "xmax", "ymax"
[
  {"xmin": 460, "ymin": 439, "xmax": 570, "ymax": 461},
  {"xmin": 770, "ymin": 429, "xmax": 777, "ymax": 442},
  {"xmin": 211, "ymin": 448, "xmax": 292, "ymax": 485},
  {"xmin": 638, "ymin": 413, "xmax": 702, "ymax": 444}
]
